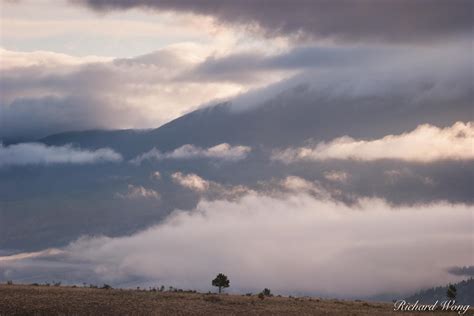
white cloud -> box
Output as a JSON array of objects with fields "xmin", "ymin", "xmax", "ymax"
[
  {"xmin": 171, "ymin": 172, "xmax": 210, "ymax": 192},
  {"xmin": 1, "ymin": 0, "xmax": 288, "ymax": 58},
  {"xmin": 0, "ymin": 248, "xmax": 63, "ymax": 263},
  {"xmin": 203, "ymin": 143, "xmax": 251, "ymax": 161},
  {"xmin": 279, "ymin": 176, "xmax": 328, "ymax": 198},
  {"xmin": 0, "ymin": 48, "xmax": 113, "ymax": 70},
  {"xmin": 171, "ymin": 171, "xmax": 252, "ymax": 200},
  {"xmin": 273, "ymin": 122, "xmax": 474, "ymax": 163},
  {"xmin": 150, "ymin": 171, "xmax": 161, "ymax": 180},
  {"xmin": 2, "ymin": 193, "xmax": 472, "ymax": 297},
  {"xmin": 131, "ymin": 143, "xmax": 251, "ymax": 164},
  {"xmin": 0, "ymin": 143, "xmax": 122, "ymax": 166},
  {"xmin": 116, "ymin": 185, "xmax": 160, "ymax": 200},
  {"xmin": 324, "ymin": 170, "xmax": 349, "ymax": 183}
]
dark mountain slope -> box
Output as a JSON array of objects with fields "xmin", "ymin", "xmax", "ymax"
[
  {"xmin": 40, "ymin": 89, "xmax": 471, "ymax": 159},
  {"xmin": 406, "ymin": 278, "xmax": 474, "ymax": 305}
]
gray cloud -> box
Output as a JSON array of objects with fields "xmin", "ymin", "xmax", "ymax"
[
  {"xmin": 186, "ymin": 46, "xmax": 383, "ymax": 83},
  {"xmin": 0, "ymin": 142, "xmax": 122, "ymax": 166},
  {"xmin": 447, "ymin": 266, "xmax": 474, "ymax": 277},
  {"xmin": 1, "ymin": 193, "xmax": 472, "ymax": 297},
  {"xmin": 73, "ymin": 0, "xmax": 473, "ymax": 43},
  {"xmin": 229, "ymin": 41, "xmax": 473, "ymax": 113}
]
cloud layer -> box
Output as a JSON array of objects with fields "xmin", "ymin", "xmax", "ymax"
[
  {"xmin": 0, "ymin": 142, "xmax": 122, "ymax": 166},
  {"xmin": 1, "ymin": 37, "xmax": 471, "ymax": 142},
  {"xmin": 131, "ymin": 143, "xmax": 251, "ymax": 164},
  {"xmin": 1, "ymin": 192, "xmax": 472, "ymax": 297},
  {"xmin": 273, "ymin": 122, "xmax": 474, "ymax": 163}
]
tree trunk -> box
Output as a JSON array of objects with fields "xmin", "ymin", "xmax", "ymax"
[{"xmin": 218, "ymin": 286, "xmax": 222, "ymax": 294}]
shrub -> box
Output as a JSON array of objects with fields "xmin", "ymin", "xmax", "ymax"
[
  {"xmin": 6, "ymin": 280, "xmax": 13, "ymax": 285},
  {"xmin": 101, "ymin": 284, "xmax": 112, "ymax": 290},
  {"xmin": 258, "ymin": 293, "xmax": 265, "ymax": 300}
]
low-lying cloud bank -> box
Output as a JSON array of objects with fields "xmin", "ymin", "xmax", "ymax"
[
  {"xmin": 0, "ymin": 142, "xmax": 122, "ymax": 166},
  {"xmin": 131, "ymin": 143, "xmax": 251, "ymax": 164},
  {"xmin": 1, "ymin": 192, "xmax": 472, "ymax": 298},
  {"xmin": 273, "ymin": 122, "xmax": 474, "ymax": 163}
]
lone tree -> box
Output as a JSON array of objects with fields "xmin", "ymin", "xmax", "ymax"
[
  {"xmin": 446, "ymin": 284, "xmax": 457, "ymax": 300},
  {"xmin": 262, "ymin": 288, "xmax": 272, "ymax": 297},
  {"xmin": 212, "ymin": 273, "xmax": 230, "ymax": 294}
]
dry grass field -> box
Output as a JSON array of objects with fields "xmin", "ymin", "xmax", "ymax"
[{"xmin": 0, "ymin": 284, "xmax": 469, "ymax": 316}]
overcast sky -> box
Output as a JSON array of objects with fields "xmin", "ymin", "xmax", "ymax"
[{"xmin": 1, "ymin": 0, "xmax": 471, "ymax": 140}]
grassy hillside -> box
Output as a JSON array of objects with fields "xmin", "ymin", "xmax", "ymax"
[{"xmin": 0, "ymin": 284, "xmax": 469, "ymax": 316}]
